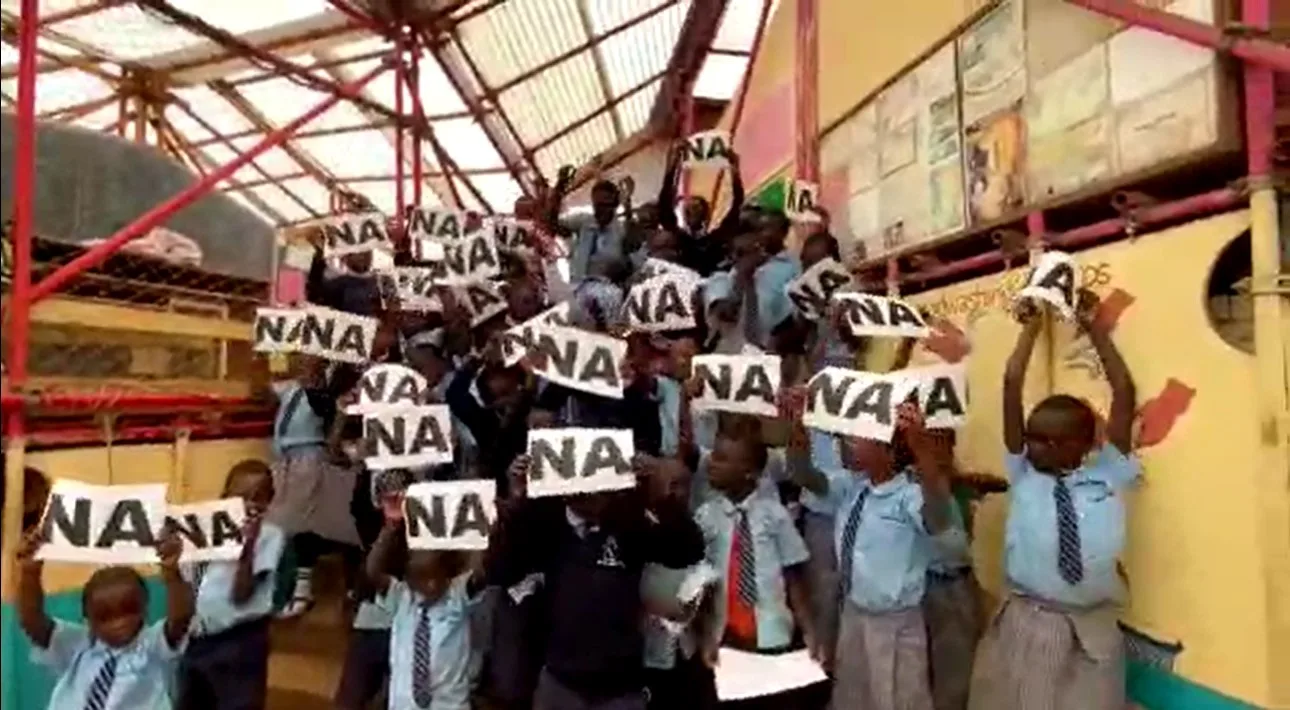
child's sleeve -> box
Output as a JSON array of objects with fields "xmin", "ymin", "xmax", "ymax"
[
  {"xmin": 1003, "ymin": 449, "xmax": 1031, "ymax": 483},
  {"xmin": 254, "ymin": 524, "xmax": 288, "ymax": 577},
  {"xmin": 1089, "ymin": 443, "xmax": 1142, "ymax": 490},
  {"xmin": 142, "ymin": 619, "xmax": 188, "ymax": 661},
  {"xmin": 769, "ymin": 503, "xmax": 810, "ymax": 569},
  {"xmin": 375, "ymin": 580, "xmax": 410, "ymax": 617},
  {"xmin": 30, "ymin": 621, "xmax": 89, "ymax": 673}
]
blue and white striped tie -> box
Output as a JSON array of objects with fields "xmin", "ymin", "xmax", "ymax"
[
  {"xmin": 1054, "ymin": 479, "xmax": 1084, "ymax": 585},
  {"xmin": 837, "ymin": 488, "xmax": 870, "ymax": 599},
  {"xmin": 412, "ymin": 602, "xmax": 433, "ymax": 708},
  {"xmin": 83, "ymin": 655, "xmax": 118, "ymax": 710}
]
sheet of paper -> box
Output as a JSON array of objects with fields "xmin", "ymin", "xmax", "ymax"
[{"xmin": 714, "ymin": 648, "xmax": 828, "ymax": 701}]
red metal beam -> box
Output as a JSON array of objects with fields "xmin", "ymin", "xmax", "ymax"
[
  {"xmin": 794, "ymin": 0, "xmax": 820, "ymax": 183},
  {"xmin": 21, "ymin": 421, "xmax": 273, "ymax": 449},
  {"xmin": 1, "ymin": 392, "xmax": 262, "ymax": 411},
  {"xmin": 649, "ymin": 0, "xmax": 730, "ymax": 130},
  {"xmin": 409, "ymin": 29, "xmax": 424, "ymax": 205},
  {"xmin": 1064, "ymin": 0, "xmax": 1290, "ymax": 74},
  {"xmin": 6, "ymin": 0, "xmax": 38, "ymax": 410},
  {"xmin": 395, "ymin": 28, "xmax": 407, "ymax": 226},
  {"xmin": 530, "ymin": 69, "xmax": 668, "ymax": 153},
  {"xmin": 712, "ymin": 0, "xmax": 772, "ymax": 202},
  {"xmin": 1241, "ymin": 0, "xmax": 1275, "ymax": 178},
  {"xmin": 28, "ymin": 60, "xmax": 390, "ymax": 303}
]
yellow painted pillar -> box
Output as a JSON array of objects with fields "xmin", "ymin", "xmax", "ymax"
[{"xmin": 1, "ymin": 435, "xmax": 27, "ymax": 601}]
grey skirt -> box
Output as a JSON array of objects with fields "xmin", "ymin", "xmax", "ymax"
[
  {"xmin": 268, "ymin": 446, "xmax": 360, "ymax": 545},
  {"xmin": 967, "ymin": 593, "xmax": 1124, "ymax": 710},
  {"xmin": 831, "ymin": 603, "xmax": 933, "ymax": 710},
  {"xmin": 923, "ymin": 572, "xmax": 981, "ymax": 710}
]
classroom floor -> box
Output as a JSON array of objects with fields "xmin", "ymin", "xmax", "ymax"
[{"xmin": 266, "ymin": 557, "xmax": 349, "ymax": 709}]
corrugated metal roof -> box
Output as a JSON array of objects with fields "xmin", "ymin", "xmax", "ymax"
[{"xmin": 2, "ymin": 0, "xmax": 773, "ymax": 226}]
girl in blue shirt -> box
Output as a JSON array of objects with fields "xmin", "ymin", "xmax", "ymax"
[
  {"xmin": 17, "ymin": 523, "xmax": 192, "ymax": 710},
  {"xmin": 969, "ymin": 290, "xmax": 1138, "ymax": 710}
]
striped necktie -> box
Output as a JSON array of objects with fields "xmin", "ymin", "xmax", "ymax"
[
  {"xmin": 725, "ymin": 509, "xmax": 758, "ymax": 644},
  {"xmin": 83, "ymin": 654, "xmax": 118, "ymax": 710},
  {"xmin": 190, "ymin": 561, "xmax": 209, "ymax": 593},
  {"xmin": 1054, "ymin": 479, "xmax": 1084, "ymax": 585},
  {"xmin": 412, "ymin": 602, "xmax": 433, "ymax": 708},
  {"xmin": 837, "ymin": 488, "xmax": 871, "ymax": 599}
]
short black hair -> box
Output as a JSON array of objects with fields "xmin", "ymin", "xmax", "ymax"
[
  {"xmin": 761, "ymin": 209, "xmax": 791, "ymax": 237},
  {"xmin": 1030, "ymin": 394, "xmax": 1098, "ymax": 440},
  {"xmin": 82, "ymin": 565, "xmax": 147, "ymax": 616},
  {"xmin": 224, "ymin": 459, "xmax": 271, "ymax": 496},
  {"xmin": 803, "ymin": 231, "xmax": 841, "ymax": 260},
  {"xmin": 591, "ymin": 180, "xmax": 620, "ymax": 199}
]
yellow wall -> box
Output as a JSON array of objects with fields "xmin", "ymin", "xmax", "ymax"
[
  {"xmin": 13, "ymin": 438, "xmax": 271, "ymax": 598},
  {"xmin": 897, "ymin": 210, "xmax": 1286, "ymax": 707}
]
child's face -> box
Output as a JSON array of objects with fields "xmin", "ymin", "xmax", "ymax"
[
  {"xmin": 840, "ymin": 435, "xmax": 894, "ymax": 480},
  {"xmin": 483, "ymin": 367, "xmax": 525, "ymax": 413},
  {"xmin": 405, "ymin": 551, "xmax": 458, "ymax": 603},
  {"xmin": 800, "ymin": 238, "xmax": 832, "ymax": 269},
  {"xmin": 226, "ymin": 471, "xmax": 274, "ymax": 517},
  {"xmin": 85, "ymin": 580, "xmax": 146, "ymax": 648},
  {"xmin": 567, "ymin": 491, "xmax": 612, "ymax": 525},
  {"xmin": 342, "ymin": 250, "xmax": 373, "ymax": 274},
  {"xmin": 1024, "ymin": 408, "xmax": 1094, "ymax": 475},
  {"xmin": 708, "ymin": 437, "xmax": 759, "ymax": 497},
  {"xmin": 646, "ymin": 229, "xmax": 680, "ymax": 263}
]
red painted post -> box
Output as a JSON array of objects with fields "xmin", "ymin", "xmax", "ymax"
[
  {"xmin": 394, "ymin": 31, "xmax": 407, "ymax": 230},
  {"xmin": 713, "ymin": 0, "xmax": 773, "ymax": 202},
  {"xmin": 5, "ymin": 0, "xmax": 39, "ymax": 434},
  {"xmin": 409, "ymin": 29, "xmax": 425, "ymax": 205},
  {"xmin": 28, "ymin": 60, "xmax": 391, "ymax": 304},
  {"xmin": 794, "ymin": 0, "xmax": 820, "ymax": 184}
]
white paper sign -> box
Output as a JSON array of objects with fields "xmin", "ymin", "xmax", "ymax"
[
  {"xmin": 500, "ymin": 302, "xmax": 571, "ymax": 367},
  {"xmin": 490, "ymin": 218, "xmax": 536, "ymax": 251},
  {"xmin": 623, "ymin": 272, "xmax": 700, "ymax": 332},
  {"xmin": 833, "ymin": 293, "xmax": 931, "ymax": 338},
  {"xmin": 165, "ymin": 498, "xmax": 247, "ymax": 563},
  {"xmin": 526, "ymin": 325, "xmax": 628, "ymax": 399},
  {"xmin": 786, "ymin": 258, "xmax": 853, "ymax": 321},
  {"xmin": 691, "ymin": 354, "xmax": 782, "ymax": 417},
  {"xmin": 802, "ymin": 367, "xmax": 918, "ymax": 442},
  {"xmin": 785, "ymin": 180, "xmax": 821, "ymax": 223},
  {"xmin": 37, "ymin": 481, "xmax": 168, "ymax": 565},
  {"xmin": 636, "ymin": 258, "xmax": 700, "ymax": 283},
  {"xmin": 281, "ymin": 244, "xmax": 315, "ymax": 271},
  {"xmin": 407, "ymin": 207, "xmax": 471, "ymax": 243},
  {"xmin": 319, "ymin": 212, "xmax": 390, "ymax": 257},
  {"xmin": 404, "ymin": 479, "xmax": 497, "ymax": 551},
  {"xmin": 410, "ymin": 238, "xmax": 446, "ymax": 262},
  {"xmin": 901, "ymin": 362, "xmax": 969, "ymax": 429},
  {"xmin": 453, "ymin": 280, "xmax": 509, "ymax": 327},
  {"xmin": 382, "ymin": 267, "xmax": 443, "ymax": 312},
  {"xmin": 419, "ymin": 231, "xmax": 501, "ymax": 286},
  {"xmin": 526, "ymin": 428, "xmax": 636, "ymax": 498},
  {"xmin": 347, "ymin": 363, "xmax": 431, "ymax": 415},
  {"xmin": 252, "ymin": 306, "xmax": 380, "ymax": 364},
  {"xmin": 363, "ymin": 405, "xmax": 455, "ymax": 471},
  {"xmin": 714, "ymin": 649, "xmax": 828, "ymax": 701},
  {"xmin": 682, "ymin": 129, "xmax": 732, "ymax": 167},
  {"xmin": 1017, "ymin": 250, "xmax": 1079, "ymax": 320}
]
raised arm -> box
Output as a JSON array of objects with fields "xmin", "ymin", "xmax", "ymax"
[
  {"xmin": 657, "ymin": 144, "xmax": 682, "ymax": 232},
  {"xmin": 713, "ymin": 151, "xmax": 745, "ymax": 236},
  {"xmin": 899, "ymin": 404, "xmax": 953, "ymax": 534},
  {"xmin": 16, "ymin": 532, "xmax": 54, "ymax": 648},
  {"xmin": 364, "ymin": 507, "xmax": 404, "ymax": 595},
  {"xmin": 1078, "ymin": 289, "xmax": 1136, "ymax": 454},
  {"xmin": 1003, "ymin": 303, "xmax": 1043, "ymax": 454},
  {"xmin": 542, "ymin": 165, "xmax": 577, "ymax": 237},
  {"xmin": 155, "ymin": 525, "xmax": 194, "ymax": 648},
  {"xmin": 230, "ymin": 512, "xmax": 265, "ymax": 605}
]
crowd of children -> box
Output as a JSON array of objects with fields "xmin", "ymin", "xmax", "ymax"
[{"xmin": 15, "ymin": 141, "xmax": 1141, "ymax": 710}]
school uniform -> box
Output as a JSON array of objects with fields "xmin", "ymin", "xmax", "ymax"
[
  {"xmin": 563, "ymin": 213, "xmax": 629, "ymax": 285},
  {"xmin": 921, "ymin": 496, "xmax": 979, "ymax": 710},
  {"xmin": 703, "ymin": 251, "xmax": 801, "ymax": 353},
  {"xmin": 830, "ymin": 470, "xmax": 957, "ymax": 710},
  {"xmin": 799, "ymin": 430, "xmax": 844, "ymax": 661},
  {"xmin": 640, "ymin": 563, "xmax": 719, "ymax": 710},
  {"xmin": 968, "ymin": 444, "xmax": 1139, "ymax": 710},
  {"xmin": 688, "ymin": 448, "xmax": 787, "ymax": 510},
  {"xmin": 489, "ymin": 499, "xmax": 704, "ymax": 710},
  {"xmin": 379, "ymin": 575, "xmax": 480, "ymax": 710},
  {"xmin": 33, "ymin": 620, "xmax": 186, "ymax": 710},
  {"xmin": 178, "ymin": 521, "xmax": 287, "ymax": 710},
  {"xmin": 446, "ymin": 359, "xmax": 534, "ymax": 497}
]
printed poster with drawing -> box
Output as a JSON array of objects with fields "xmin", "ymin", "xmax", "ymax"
[
  {"xmin": 785, "ymin": 258, "xmax": 853, "ymax": 321},
  {"xmin": 682, "ymin": 129, "xmax": 732, "ymax": 167},
  {"xmin": 500, "ymin": 302, "xmax": 571, "ymax": 367},
  {"xmin": 833, "ymin": 293, "xmax": 931, "ymax": 338},
  {"xmin": 363, "ymin": 405, "xmax": 455, "ymax": 471},
  {"xmin": 164, "ymin": 498, "xmax": 247, "ymax": 563},
  {"xmin": 802, "ymin": 367, "xmax": 918, "ymax": 442},
  {"xmin": 37, "ymin": 481, "xmax": 169, "ymax": 565},
  {"xmin": 898, "ymin": 362, "xmax": 969, "ymax": 429},
  {"xmin": 404, "ymin": 479, "xmax": 497, "ymax": 551},
  {"xmin": 525, "ymin": 325, "xmax": 628, "ymax": 399},
  {"xmin": 623, "ymin": 272, "xmax": 701, "ymax": 332},
  {"xmin": 319, "ymin": 212, "xmax": 391, "ymax": 257},
  {"xmin": 690, "ymin": 354, "xmax": 782, "ymax": 417},
  {"xmin": 1016, "ymin": 250, "xmax": 1079, "ymax": 320},
  {"xmin": 526, "ymin": 428, "xmax": 636, "ymax": 498},
  {"xmin": 252, "ymin": 305, "xmax": 380, "ymax": 364}
]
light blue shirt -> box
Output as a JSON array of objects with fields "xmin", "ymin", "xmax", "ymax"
[
  {"xmin": 705, "ymin": 251, "xmax": 801, "ymax": 352},
  {"xmin": 656, "ymin": 377, "xmax": 682, "ymax": 456},
  {"xmin": 563, "ymin": 213, "xmax": 627, "ymax": 284},
  {"xmin": 352, "ymin": 600, "xmax": 393, "ymax": 631},
  {"xmin": 1004, "ymin": 444, "xmax": 1140, "ymax": 607},
  {"xmin": 695, "ymin": 493, "xmax": 810, "ymax": 651},
  {"xmin": 640, "ymin": 563, "xmax": 701, "ymax": 670},
  {"xmin": 33, "ymin": 620, "xmax": 186, "ymax": 710},
  {"xmin": 188, "ymin": 521, "xmax": 286, "ymax": 636},
  {"xmin": 272, "ymin": 381, "xmax": 326, "ymax": 456},
  {"xmin": 379, "ymin": 575, "xmax": 479, "ymax": 710},
  {"xmin": 927, "ymin": 498, "xmax": 973, "ymax": 575},
  {"xmin": 690, "ymin": 448, "xmax": 786, "ymax": 510},
  {"xmin": 832, "ymin": 471, "xmax": 954, "ymax": 612},
  {"xmin": 801, "ymin": 429, "xmax": 846, "ymax": 516}
]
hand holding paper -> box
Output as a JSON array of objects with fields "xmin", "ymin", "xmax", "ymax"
[{"xmin": 155, "ymin": 524, "xmax": 183, "ymax": 572}]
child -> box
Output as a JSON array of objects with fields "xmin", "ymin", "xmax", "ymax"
[
  {"xmin": 704, "ymin": 213, "xmax": 801, "ymax": 354},
  {"xmin": 365, "ymin": 493, "xmax": 485, "ymax": 710},
  {"xmin": 694, "ymin": 429, "xmax": 818, "ymax": 710},
  {"xmin": 178, "ymin": 460, "xmax": 286, "ymax": 710},
  {"xmin": 968, "ymin": 291, "xmax": 1137, "ymax": 710},
  {"xmin": 490, "ymin": 456, "xmax": 705, "ymax": 710},
  {"xmin": 17, "ymin": 523, "xmax": 192, "ymax": 709}
]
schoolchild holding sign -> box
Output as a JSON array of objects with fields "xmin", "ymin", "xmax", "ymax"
[
  {"xmin": 178, "ymin": 460, "xmax": 286, "ymax": 710},
  {"xmin": 787, "ymin": 392, "xmax": 960, "ymax": 710},
  {"xmin": 968, "ymin": 290, "xmax": 1138, "ymax": 710},
  {"xmin": 658, "ymin": 141, "xmax": 746, "ymax": 276},
  {"xmin": 16, "ymin": 522, "xmax": 193, "ymax": 710}
]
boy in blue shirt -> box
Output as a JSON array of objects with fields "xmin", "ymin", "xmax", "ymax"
[
  {"xmin": 178, "ymin": 460, "xmax": 286, "ymax": 710},
  {"xmin": 17, "ymin": 522, "xmax": 192, "ymax": 710},
  {"xmin": 968, "ymin": 290, "xmax": 1138, "ymax": 710}
]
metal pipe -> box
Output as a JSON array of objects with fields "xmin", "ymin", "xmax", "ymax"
[
  {"xmin": 795, "ymin": 0, "xmax": 820, "ymax": 184},
  {"xmin": 21, "ymin": 421, "xmax": 273, "ymax": 448},
  {"xmin": 394, "ymin": 42, "xmax": 473, "ymax": 211},
  {"xmin": 394, "ymin": 28, "xmax": 407, "ymax": 230},
  {"xmin": 713, "ymin": 0, "xmax": 773, "ymax": 202},
  {"xmin": 7, "ymin": 0, "xmax": 39, "ymax": 407},
  {"xmin": 1063, "ymin": 0, "xmax": 1290, "ymax": 74},
  {"xmin": 409, "ymin": 29, "xmax": 424, "ymax": 205},
  {"xmin": 0, "ymin": 392, "xmax": 262, "ymax": 410},
  {"xmin": 28, "ymin": 60, "xmax": 390, "ymax": 304},
  {"xmin": 906, "ymin": 188, "xmax": 1245, "ymax": 283}
]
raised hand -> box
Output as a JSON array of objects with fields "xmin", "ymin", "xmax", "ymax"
[
  {"xmin": 618, "ymin": 175, "xmax": 635, "ymax": 200},
  {"xmin": 1013, "ymin": 297, "xmax": 1041, "ymax": 327},
  {"xmin": 507, "ymin": 455, "xmax": 533, "ymax": 500},
  {"xmin": 15, "ymin": 528, "xmax": 44, "ymax": 573},
  {"xmin": 379, "ymin": 491, "xmax": 406, "ymax": 524},
  {"xmin": 155, "ymin": 524, "xmax": 183, "ymax": 571},
  {"xmin": 1075, "ymin": 287, "xmax": 1100, "ymax": 332}
]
